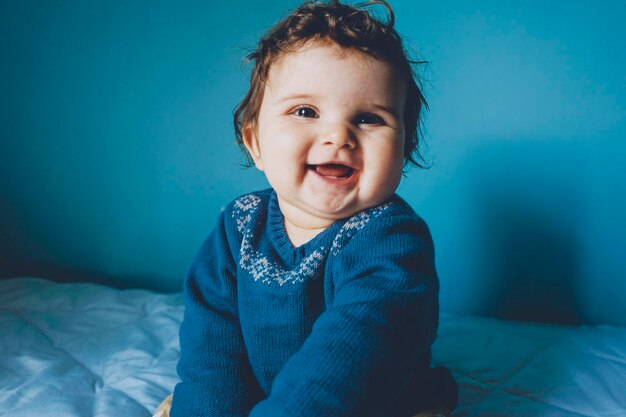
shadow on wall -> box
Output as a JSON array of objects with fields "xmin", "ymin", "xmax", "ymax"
[
  {"xmin": 0, "ymin": 195, "xmax": 170, "ymax": 291},
  {"xmin": 478, "ymin": 197, "xmax": 582, "ymax": 325},
  {"xmin": 466, "ymin": 138, "xmax": 585, "ymax": 325}
]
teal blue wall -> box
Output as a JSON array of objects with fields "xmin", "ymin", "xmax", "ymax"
[{"xmin": 1, "ymin": 1, "xmax": 625, "ymax": 326}]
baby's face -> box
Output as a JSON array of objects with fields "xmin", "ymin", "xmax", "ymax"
[{"xmin": 243, "ymin": 41, "xmax": 406, "ymax": 231}]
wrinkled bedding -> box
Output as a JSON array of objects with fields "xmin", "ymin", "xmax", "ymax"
[{"xmin": 1, "ymin": 277, "xmax": 625, "ymax": 416}]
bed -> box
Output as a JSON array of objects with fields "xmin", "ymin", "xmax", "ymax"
[{"xmin": 1, "ymin": 277, "xmax": 625, "ymax": 417}]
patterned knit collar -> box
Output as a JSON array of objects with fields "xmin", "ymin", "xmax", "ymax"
[{"xmin": 266, "ymin": 189, "xmax": 345, "ymax": 266}]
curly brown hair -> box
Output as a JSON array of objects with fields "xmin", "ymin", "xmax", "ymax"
[{"xmin": 233, "ymin": 0, "xmax": 428, "ymax": 168}]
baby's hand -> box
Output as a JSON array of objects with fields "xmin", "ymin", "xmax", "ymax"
[{"xmin": 151, "ymin": 394, "xmax": 173, "ymax": 417}]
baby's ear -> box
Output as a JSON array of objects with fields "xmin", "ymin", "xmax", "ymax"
[{"xmin": 242, "ymin": 124, "xmax": 264, "ymax": 171}]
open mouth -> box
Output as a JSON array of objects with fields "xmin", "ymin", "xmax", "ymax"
[{"xmin": 306, "ymin": 163, "xmax": 355, "ymax": 179}]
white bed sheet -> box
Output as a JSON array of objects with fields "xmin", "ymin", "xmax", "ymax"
[
  {"xmin": 1, "ymin": 277, "xmax": 625, "ymax": 416},
  {"xmin": 434, "ymin": 313, "xmax": 626, "ymax": 416},
  {"xmin": 1, "ymin": 278, "xmax": 182, "ymax": 416}
]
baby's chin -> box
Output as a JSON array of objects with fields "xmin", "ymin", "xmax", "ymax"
[
  {"xmin": 305, "ymin": 180, "xmax": 399, "ymax": 221},
  {"xmin": 276, "ymin": 188, "xmax": 396, "ymax": 230},
  {"xmin": 307, "ymin": 195, "xmax": 392, "ymax": 221}
]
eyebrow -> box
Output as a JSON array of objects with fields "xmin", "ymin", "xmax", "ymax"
[{"xmin": 274, "ymin": 94, "xmax": 317, "ymax": 104}]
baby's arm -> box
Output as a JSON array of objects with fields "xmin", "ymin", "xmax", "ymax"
[
  {"xmin": 170, "ymin": 209, "xmax": 262, "ymax": 417},
  {"xmin": 249, "ymin": 214, "xmax": 440, "ymax": 417}
]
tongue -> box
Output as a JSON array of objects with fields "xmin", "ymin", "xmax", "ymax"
[{"xmin": 315, "ymin": 164, "xmax": 352, "ymax": 178}]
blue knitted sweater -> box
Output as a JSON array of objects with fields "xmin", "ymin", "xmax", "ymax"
[{"xmin": 171, "ymin": 189, "xmax": 456, "ymax": 417}]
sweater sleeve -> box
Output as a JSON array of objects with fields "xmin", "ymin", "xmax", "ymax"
[
  {"xmin": 170, "ymin": 209, "xmax": 262, "ymax": 417},
  {"xmin": 248, "ymin": 213, "xmax": 440, "ymax": 417}
]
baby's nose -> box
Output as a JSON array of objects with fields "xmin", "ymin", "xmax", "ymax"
[{"xmin": 320, "ymin": 122, "xmax": 356, "ymax": 149}]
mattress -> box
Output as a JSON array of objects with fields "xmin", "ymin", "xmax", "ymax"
[{"xmin": 1, "ymin": 277, "xmax": 625, "ymax": 416}]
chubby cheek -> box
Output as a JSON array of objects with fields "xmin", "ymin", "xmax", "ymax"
[
  {"xmin": 258, "ymin": 126, "xmax": 309, "ymax": 181},
  {"xmin": 364, "ymin": 140, "xmax": 404, "ymax": 196}
]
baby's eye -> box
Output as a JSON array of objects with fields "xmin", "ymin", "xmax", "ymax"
[
  {"xmin": 356, "ymin": 113, "xmax": 384, "ymax": 125},
  {"xmin": 293, "ymin": 107, "xmax": 318, "ymax": 118}
]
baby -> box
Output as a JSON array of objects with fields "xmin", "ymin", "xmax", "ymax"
[{"xmin": 165, "ymin": 0, "xmax": 457, "ymax": 416}]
